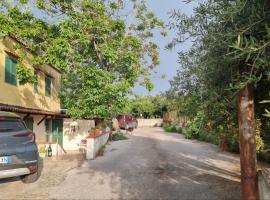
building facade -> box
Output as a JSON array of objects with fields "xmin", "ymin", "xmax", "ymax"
[{"xmin": 0, "ymin": 36, "xmax": 63, "ymax": 145}]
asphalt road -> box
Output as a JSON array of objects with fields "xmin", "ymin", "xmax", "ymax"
[{"xmin": 0, "ymin": 127, "xmax": 241, "ymax": 200}]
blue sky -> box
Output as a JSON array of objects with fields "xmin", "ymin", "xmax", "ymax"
[{"xmin": 133, "ymin": 0, "xmax": 195, "ymax": 96}]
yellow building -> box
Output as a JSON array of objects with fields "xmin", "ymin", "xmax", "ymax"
[{"xmin": 0, "ymin": 36, "xmax": 64, "ymax": 144}]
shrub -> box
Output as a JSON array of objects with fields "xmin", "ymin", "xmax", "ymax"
[
  {"xmin": 226, "ymin": 133, "xmax": 239, "ymax": 153},
  {"xmin": 176, "ymin": 126, "xmax": 182, "ymax": 134},
  {"xmin": 162, "ymin": 123, "xmax": 181, "ymax": 133},
  {"xmin": 182, "ymin": 128, "xmax": 193, "ymax": 139},
  {"xmin": 110, "ymin": 132, "xmax": 128, "ymax": 141},
  {"xmin": 183, "ymin": 111, "xmax": 206, "ymax": 139}
]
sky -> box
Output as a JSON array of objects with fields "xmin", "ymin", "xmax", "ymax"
[{"xmin": 133, "ymin": 0, "xmax": 195, "ymax": 96}]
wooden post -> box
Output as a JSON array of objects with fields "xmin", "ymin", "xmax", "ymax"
[{"xmin": 238, "ymin": 84, "xmax": 258, "ymax": 200}]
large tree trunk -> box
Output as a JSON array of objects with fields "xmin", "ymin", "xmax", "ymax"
[{"xmin": 238, "ymin": 84, "xmax": 258, "ymax": 200}]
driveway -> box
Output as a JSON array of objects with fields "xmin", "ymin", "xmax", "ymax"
[{"xmin": 0, "ymin": 127, "xmax": 240, "ymax": 199}]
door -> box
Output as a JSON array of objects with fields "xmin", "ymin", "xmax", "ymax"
[
  {"xmin": 52, "ymin": 119, "xmax": 63, "ymax": 146},
  {"xmin": 24, "ymin": 117, "xmax": 34, "ymax": 131}
]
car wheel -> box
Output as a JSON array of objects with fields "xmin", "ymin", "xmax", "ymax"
[
  {"xmin": 21, "ymin": 160, "xmax": 40, "ymax": 184},
  {"xmin": 21, "ymin": 170, "xmax": 39, "ymax": 183}
]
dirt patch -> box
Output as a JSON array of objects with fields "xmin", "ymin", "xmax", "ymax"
[{"xmin": 0, "ymin": 158, "xmax": 81, "ymax": 200}]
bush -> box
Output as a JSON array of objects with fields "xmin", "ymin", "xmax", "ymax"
[
  {"xmin": 227, "ymin": 133, "xmax": 239, "ymax": 153},
  {"xmin": 176, "ymin": 126, "xmax": 182, "ymax": 134},
  {"xmin": 183, "ymin": 111, "xmax": 206, "ymax": 139},
  {"xmin": 163, "ymin": 123, "xmax": 182, "ymax": 133},
  {"xmin": 182, "ymin": 128, "xmax": 194, "ymax": 139},
  {"xmin": 110, "ymin": 132, "xmax": 128, "ymax": 141}
]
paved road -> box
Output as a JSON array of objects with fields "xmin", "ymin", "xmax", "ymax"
[{"xmin": 0, "ymin": 127, "xmax": 240, "ymax": 199}]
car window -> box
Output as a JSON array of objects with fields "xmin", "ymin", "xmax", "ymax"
[{"xmin": 0, "ymin": 119, "xmax": 26, "ymax": 132}]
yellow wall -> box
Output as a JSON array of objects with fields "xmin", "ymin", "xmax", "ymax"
[{"xmin": 0, "ymin": 37, "xmax": 61, "ymax": 112}]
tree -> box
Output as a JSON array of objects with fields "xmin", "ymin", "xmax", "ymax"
[
  {"xmin": 0, "ymin": 0, "xmax": 166, "ymax": 118},
  {"xmin": 128, "ymin": 95, "xmax": 167, "ymax": 118},
  {"xmin": 168, "ymin": 1, "xmax": 270, "ymax": 199}
]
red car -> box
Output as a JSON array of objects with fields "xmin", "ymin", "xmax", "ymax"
[{"xmin": 117, "ymin": 114, "xmax": 138, "ymax": 130}]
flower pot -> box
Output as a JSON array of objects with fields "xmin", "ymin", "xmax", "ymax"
[
  {"xmin": 39, "ymin": 152, "xmax": 46, "ymax": 158},
  {"xmin": 97, "ymin": 150, "xmax": 104, "ymax": 157}
]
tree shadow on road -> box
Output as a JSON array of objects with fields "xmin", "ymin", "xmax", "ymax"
[{"xmin": 77, "ymin": 130, "xmax": 241, "ymax": 200}]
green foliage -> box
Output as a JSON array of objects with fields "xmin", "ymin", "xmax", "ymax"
[
  {"xmin": 255, "ymin": 119, "xmax": 265, "ymax": 153},
  {"xmin": 16, "ymin": 64, "xmax": 35, "ymax": 85},
  {"xmin": 185, "ymin": 111, "xmax": 205, "ymax": 135},
  {"xmin": 110, "ymin": 132, "xmax": 128, "ymax": 141},
  {"xmin": 128, "ymin": 95, "xmax": 168, "ymax": 118},
  {"xmin": 166, "ymin": 0, "xmax": 270, "ymax": 159},
  {"xmin": 227, "ymin": 133, "xmax": 240, "ymax": 153},
  {"xmin": 197, "ymin": 133, "xmax": 219, "ymax": 145},
  {"xmin": 162, "ymin": 123, "xmax": 182, "ymax": 134},
  {"xmin": 0, "ymin": 0, "xmax": 166, "ymax": 119}
]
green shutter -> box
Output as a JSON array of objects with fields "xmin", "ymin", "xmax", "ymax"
[
  {"xmin": 45, "ymin": 76, "xmax": 51, "ymax": 96},
  {"xmin": 33, "ymin": 71, "xmax": 38, "ymax": 93},
  {"xmin": 5, "ymin": 56, "xmax": 17, "ymax": 85}
]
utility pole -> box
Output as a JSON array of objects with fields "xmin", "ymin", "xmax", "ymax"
[{"xmin": 238, "ymin": 83, "xmax": 258, "ymax": 200}]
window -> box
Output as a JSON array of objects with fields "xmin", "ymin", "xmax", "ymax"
[
  {"xmin": 33, "ymin": 71, "xmax": 38, "ymax": 93},
  {"xmin": 45, "ymin": 76, "xmax": 51, "ymax": 96},
  {"xmin": 5, "ymin": 55, "xmax": 17, "ymax": 85},
  {"xmin": 0, "ymin": 120, "xmax": 26, "ymax": 132}
]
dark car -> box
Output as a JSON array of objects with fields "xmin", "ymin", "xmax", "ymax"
[
  {"xmin": 117, "ymin": 114, "xmax": 138, "ymax": 130},
  {"xmin": 0, "ymin": 111, "xmax": 39, "ymax": 183}
]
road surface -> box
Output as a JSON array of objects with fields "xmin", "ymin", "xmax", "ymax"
[{"xmin": 0, "ymin": 127, "xmax": 240, "ymax": 199}]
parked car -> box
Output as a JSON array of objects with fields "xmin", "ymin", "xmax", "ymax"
[
  {"xmin": 117, "ymin": 114, "xmax": 138, "ymax": 130},
  {"xmin": 0, "ymin": 111, "xmax": 39, "ymax": 183}
]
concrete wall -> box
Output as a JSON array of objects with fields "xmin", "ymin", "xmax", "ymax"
[
  {"xmin": 0, "ymin": 37, "xmax": 61, "ymax": 112},
  {"xmin": 63, "ymin": 119, "xmax": 95, "ymax": 151},
  {"xmin": 259, "ymin": 169, "xmax": 270, "ymax": 200},
  {"xmin": 137, "ymin": 118, "xmax": 163, "ymax": 127},
  {"xmin": 86, "ymin": 132, "xmax": 109, "ymax": 160},
  {"xmin": 33, "ymin": 115, "xmax": 47, "ymax": 141}
]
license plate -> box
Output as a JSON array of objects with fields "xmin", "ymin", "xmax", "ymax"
[{"xmin": 0, "ymin": 156, "xmax": 12, "ymax": 164}]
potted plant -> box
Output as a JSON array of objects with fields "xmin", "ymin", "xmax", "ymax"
[{"xmin": 38, "ymin": 145, "xmax": 46, "ymax": 158}]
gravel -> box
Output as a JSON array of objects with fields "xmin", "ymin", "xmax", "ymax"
[{"xmin": 0, "ymin": 127, "xmax": 241, "ymax": 200}]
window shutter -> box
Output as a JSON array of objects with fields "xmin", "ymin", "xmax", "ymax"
[
  {"xmin": 45, "ymin": 76, "xmax": 51, "ymax": 96},
  {"xmin": 11, "ymin": 58, "xmax": 17, "ymax": 85},
  {"xmin": 5, "ymin": 56, "xmax": 17, "ymax": 85},
  {"xmin": 33, "ymin": 71, "xmax": 38, "ymax": 93},
  {"xmin": 5, "ymin": 56, "xmax": 12, "ymax": 83}
]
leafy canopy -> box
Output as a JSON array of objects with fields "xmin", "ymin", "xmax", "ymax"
[
  {"xmin": 0, "ymin": 0, "xmax": 166, "ymax": 118},
  {"xmin": 166, "ymin": 0, "xmax": 270, "ymax": 150}
]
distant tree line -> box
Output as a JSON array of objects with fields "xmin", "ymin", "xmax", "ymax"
[{"xmin": 127, "ymin": 95, "xmax": 168, "ymax": 119}]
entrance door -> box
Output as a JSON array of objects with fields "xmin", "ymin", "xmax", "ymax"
[
  {"xmin": 52, "ymin": 119, "xmax": 63, "ymax": 146},
  {"xmin": 24, "ymin": 117, "xmax": 34, "ymax": 131}
]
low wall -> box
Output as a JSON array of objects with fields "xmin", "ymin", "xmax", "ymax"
[
  {"xmin": 259, "ymin": 169, "xmax": 270, "ymax": 200},
  {"xmin": 63, "ymin": 119, "xmax": 95, "ymax": 151},
  {"xmin": 137, "ymin": 118, "xmax": 163, "ymax": 127},
  {"xmin": 86, "ymin": 132, "xmax": 110, "ymax": 160}
]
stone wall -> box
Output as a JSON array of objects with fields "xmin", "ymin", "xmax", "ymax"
[{"xmin": 137, "ymin": 118, "xmax": 163, "ymax": 127}]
